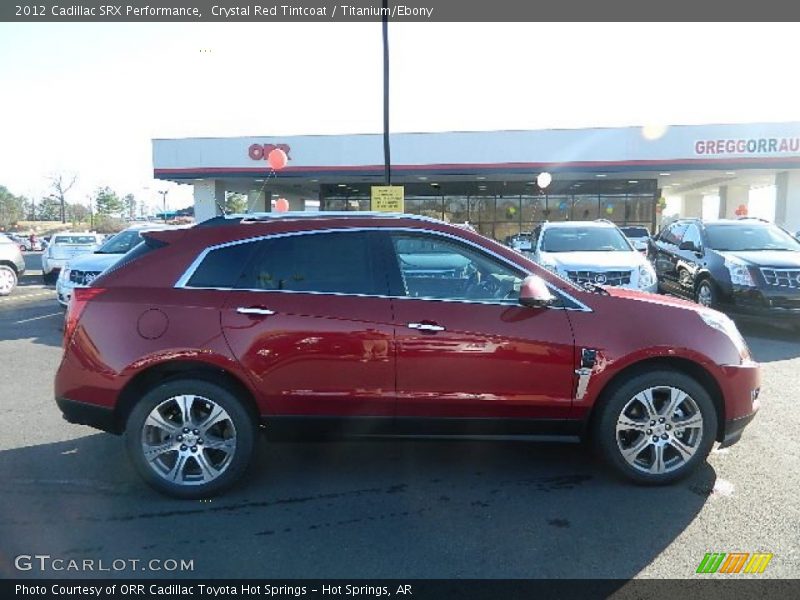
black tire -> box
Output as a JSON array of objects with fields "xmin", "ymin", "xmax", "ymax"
[
  {"xmin": 0, "ymin": 265, "xmax": 18, "ymax": 296},
  {"xmin": 593, "ymin": 369, "xmax": 717, "ymax": 485},
  {"xmin": 42, "ymin": 271, "xmax": 56, "ymax": 285},
  {"xmin": 124, "ymin": 378, "xmax": 257, "ymax": 499},
  {"xmin": 695, "ymin": 278, "xmax": 716, "ymax": 308}
]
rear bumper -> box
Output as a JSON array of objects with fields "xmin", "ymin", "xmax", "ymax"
[{"xmin": 56, "ymin": 396, "xmax": 119, "ymax": 434}]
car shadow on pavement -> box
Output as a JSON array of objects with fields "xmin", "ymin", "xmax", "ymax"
[
  {"xmin": 739, "ymin": 322, "xmax": 800, "ymax": 363},
  {"xmin": 0, "ymin": 431, "xmax": 715, "ymax": 581}
]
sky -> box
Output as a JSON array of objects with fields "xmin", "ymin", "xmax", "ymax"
[{"xmin": 1, "ymin": 22, "xmax": 799, "ymax": 212}]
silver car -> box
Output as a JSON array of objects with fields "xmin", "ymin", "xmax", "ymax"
[
  {"xmin": 530, "ymin": 220, "xmax": 658, "ymax": 293},
  {"xmin": 0, "ymin": 234, "xmax": 26, "ymax": 296},
  {"xmin": 41, "ymin": 232, "xmax": 103, "ymax": 284},
  {"xmin": 56, "ymin": 225, "xmax": 178, "ymax": 306}
]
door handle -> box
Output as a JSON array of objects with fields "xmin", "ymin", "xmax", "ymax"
[
  {"xmin": 407, "ymin": 322, "xmax": 445, "ymax": 332},
  {"xmin": 236, "ymin": 307, "xmax": 276, "ymax": 316}
]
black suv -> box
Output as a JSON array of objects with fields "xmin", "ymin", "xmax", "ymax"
[{"xmin": 649, "ymin": 218, "xmax": 800, "ymax": 325}]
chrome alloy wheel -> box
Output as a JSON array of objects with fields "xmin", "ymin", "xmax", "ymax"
[
  {"xmin": 141, "ymin": 395, "xmax": 237, "ymax": 486},
  {"xmin": 697, "ymin": 283, "xmax": 713, "ymax": 307},
  {"xmin": 0, "ymin": 267, "xmax": 16, "ymax": 295},
  {"xmin": 615, "ymin": 386, "xmax": 704, "ymax": 475}
]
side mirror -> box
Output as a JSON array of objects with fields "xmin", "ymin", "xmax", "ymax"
[
  {"xmin": 679, "ymin": 241, "xmax": 701, "ymax": 253},
  {"xmin": 519, "ymin": 275, "xmax": 556, "ymax": 308}
]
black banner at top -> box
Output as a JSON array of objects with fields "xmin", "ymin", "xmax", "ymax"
[{"xmin": 3, "ymin": 0, "xmax": 800, "ymax": 22}]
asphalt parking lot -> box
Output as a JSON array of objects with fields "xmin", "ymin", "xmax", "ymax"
[{"xmin": 0, "ymin": 252, "xmax": 798, "ymax": 580}]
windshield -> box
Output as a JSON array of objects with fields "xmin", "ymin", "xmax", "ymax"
[
  {"xmin": 53, "ymin": 235, "xmax": 98, "ymax": 245},
  {"xmin": 96, "ymin": 230, "xmax": 143, "ymax": 254},
  {"xmin": 541, "ymin": 227, "xmax": 633, "ymax": 252},
  {"xmin": 705, "ymin": 224, "xmax": 800, "ymax": 251},
  {"xmin": 620, "ymin": 227, "xmax": 649, "ymax": 238}
]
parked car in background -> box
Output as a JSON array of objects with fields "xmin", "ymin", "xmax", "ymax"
[
  {"xmin": 5, "ymin": 233, "xmax": 26, "ymax": 251},
  {"xmin": 649, "ymin": 218, "xmax": 800, "ymax": 326},
  {"xmin": 56, "ymin": 225, "xmax": 178, "ymax": 306},
  {"xmin": 507, "ymin": 232, "xmax": 533, "ymax": 252},
  {"xmin": 530, "ymin": 220, "xmax": 658, "ymax": 292},
  {"xmin": 0, "ymin": 233, "xmax": 26, "ymax": 296},
  {"xmin": 41, "ymin": 232, "xmax": 103, "ymax": 284},
  {"xmin": 55, "ymin": 213, "xmax": 759, "ymax": 498},
  {"xmin": 620, "ymin": 225, "xmax": 651, "ymax": 255}
]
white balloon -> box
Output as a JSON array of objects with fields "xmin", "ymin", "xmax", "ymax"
[{"xmin": 537, "ymin": 172, "xmax": 552, "ymax": 189}]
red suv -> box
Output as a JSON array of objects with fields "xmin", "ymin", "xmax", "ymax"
[{"xmin": 55, "ymin": 213, "xmax": 761, "ymax": 498}]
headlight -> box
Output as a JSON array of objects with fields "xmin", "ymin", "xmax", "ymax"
[
  {"xmin": 638, "ymin": 264, "xmax": 657, "ymax": 289},
  {"xmin": 699, "ymin": 310, "xmax": 751, "ymax": 362},
  {"xmin": 724, "ymin": 256, "xmax": 755, "ymax": 287}
]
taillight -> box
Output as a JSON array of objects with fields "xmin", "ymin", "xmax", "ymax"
[{"xmin": 63, "ymin": 287, "xmax": 106, "ymax": 348}]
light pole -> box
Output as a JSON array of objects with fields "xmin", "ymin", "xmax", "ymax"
[
  {"xmin": 382, "ymin": 0, "xmax": 391, "ymax": 186},
  {"xmin": 158, "ymin": 190, "xmax": 168, "ymax": 223}
]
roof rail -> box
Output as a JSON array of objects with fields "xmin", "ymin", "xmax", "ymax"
[
  {"xmin": 197, "ymin": 211, "xmax": 448, "ymax": 227},
  {"xmin": 736, "ymin": 216, "xmax": 771, "ymax": 223}
]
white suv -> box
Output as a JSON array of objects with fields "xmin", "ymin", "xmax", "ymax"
[
  {"xmin": 530, "ymin": 220, "xmax": 658, "ymax": 292},
  {"xmin": 56, "ymin": 225, "xmax": 177, "ymax": 306}
]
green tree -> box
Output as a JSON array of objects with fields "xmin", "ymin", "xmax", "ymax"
[
  {"xmin": 122, "ymin": 193, "xmax": 136, "ymax": 220},
  {"xmin": 66, "ymin": 203, "xmax": 90, "ymax": 225},
  {"xmin": 94, "ymin": 187, "xmax": 124, "ymax": 217},
  {"xmin": 224, "ymin": 192, "xmax": 248, "ymax": 214},
  {"xmin": 37, "ymin": 196, "xmax": 62, "ymax": 221},
  {"xmin": 0, "ymin": 185, "xmax": 26, "ymax": 229}
]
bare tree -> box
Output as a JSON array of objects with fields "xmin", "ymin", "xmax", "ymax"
[{"xmin": 47, "ymin": 174, "xmax": 77, "ymax": 224}]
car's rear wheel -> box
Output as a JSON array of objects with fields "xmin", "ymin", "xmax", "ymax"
[
  {"xmin": 0, "ymin": 265, "xmax": 17, "ymax": 296},
  {"xmin": 42, "ymin": 271, "xmax": 56, "ymax": 285},
  {"xmin": 594, "ymin": 369, "xmax": 717, "ymax": 485},
  {"xmin": 124, "ymin": 379, "xmax": 257, "ymax": 499}
]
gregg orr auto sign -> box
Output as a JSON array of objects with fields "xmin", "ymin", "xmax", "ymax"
[{"xmin": 695, "ymin": 136, "xmax": 800, "ymax": 155}]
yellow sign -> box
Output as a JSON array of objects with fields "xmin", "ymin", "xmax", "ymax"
[{"xmin": 370, "ymin": 186, "xmax": 405, "ymax": 213}]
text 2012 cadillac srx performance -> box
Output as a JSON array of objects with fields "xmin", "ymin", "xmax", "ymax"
[{"xmin": 55, "ymin": 213, "xmax": 761, "ymax": 498}]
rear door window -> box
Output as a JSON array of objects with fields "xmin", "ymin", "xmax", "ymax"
[{"xmin": 238, "ymin": 231, "xmax": 384, "ymax": 296}]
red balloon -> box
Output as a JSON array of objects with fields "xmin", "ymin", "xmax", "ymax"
[
  {"xmin": 275, "ymin": 198, "xmax": 289, "ymax": 212},
  {"xmin": 267, "ymin": 148, "xmax": 288, "ymax": 170}
]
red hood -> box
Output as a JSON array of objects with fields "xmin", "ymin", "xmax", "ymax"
[{"xmin": 604, "ymin": 286, "xmax": 702, "ymax": 311}]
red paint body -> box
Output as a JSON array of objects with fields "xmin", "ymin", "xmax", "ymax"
[{"xmin": 54, "ymin": 215, "xmax": 760, "ymax": 442}]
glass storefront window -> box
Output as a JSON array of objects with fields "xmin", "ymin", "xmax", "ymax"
[
  {"xmin": 627, "ymin": 193, "xmax": 655, "ymax": 226},
  {"xmin": 600, "ymin": 194, "xmax": 626, "ymax": 221},
  {"xmin": 547, "ymin": 195, "xmax": 571, "ymax": 221},
  {"xmin": 444, "ymin": 196, "xmax": 469, "ymax": 224},
  {"xmin": 520, "ymin": 194, "xmax": 545, "ymax": 231},
  {"xmin": 320, "ymin": 180, "xmax": 656, "ymax": 241},
  {"xmin": 572, "ymin": 194, "xmax": 600, "ymax": 221}
]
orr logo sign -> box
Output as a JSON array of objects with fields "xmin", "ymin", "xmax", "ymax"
[{"xmin": 248, "ymin": 143, "xmax": 292, "ymax": 161}]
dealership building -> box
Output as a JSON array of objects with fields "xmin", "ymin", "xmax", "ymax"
[{"xmin": 152, "ymin": 121, "xmax": 800, "ymax": 239}]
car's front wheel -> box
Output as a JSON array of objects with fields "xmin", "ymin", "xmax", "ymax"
[
  {"xmin": 695, "ymin": 279, "xmax": 716, "ymax": 307},
  {"xmin": 0, "ymin": 265, "xmax": 18, "ymax": 296},
  {"xmin": 124, "ymin": 379, "xmax": 257, "ymax": 498},
  {"xmin": 594, "ymin": 369, "xmax": 717, "ymax": 485}
]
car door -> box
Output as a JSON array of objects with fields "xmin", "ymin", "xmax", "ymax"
[
  {"xmin": 652, "ymin": 222, "xmax": 688, "ymax": 294},
  {"xmin": 382, "ymin": 230, "xmax": 576, "ymax": 423},
  {"xmin": 215, "ymin": 230, "xmax": 396, "ymax": 417},
  {"xmin": 675, "ymin": 223, "xmax": 704, "ymax": 296}
]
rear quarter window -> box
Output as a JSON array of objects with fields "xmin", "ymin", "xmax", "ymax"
[{"xmin": 185, "ymin": 242, "xmax": 259, "ymax": 289}]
